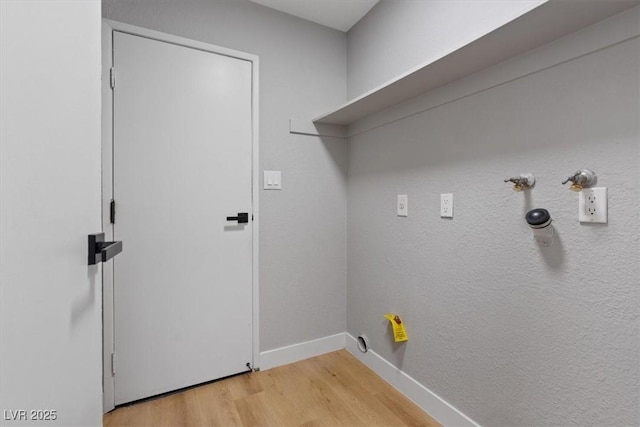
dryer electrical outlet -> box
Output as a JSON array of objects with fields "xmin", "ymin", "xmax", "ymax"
[{"xmin": 579, "ymin": 187, "xmax": 607, "ymax": 223}]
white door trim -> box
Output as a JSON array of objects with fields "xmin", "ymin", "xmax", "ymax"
[{"xmin": 101, "ymin": 19, "xmax": 260, "ymax": 413}]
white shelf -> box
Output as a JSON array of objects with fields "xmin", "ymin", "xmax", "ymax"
[{"xmin": 314, "ymin": 0, "xmax": 638, "ymax": 126}]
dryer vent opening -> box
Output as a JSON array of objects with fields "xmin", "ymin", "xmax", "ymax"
[{"xmin": 357, "ymin": 334, "xmax": 369, "ymax": 353}]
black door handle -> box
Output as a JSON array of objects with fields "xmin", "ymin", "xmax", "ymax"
[
  {"xmin": 226, "ymin": 212, "xmax": 249, "ymax": 224},
  {"xmin": 88, "ymin": 233, "xmax": 123, "ymax": 265}
]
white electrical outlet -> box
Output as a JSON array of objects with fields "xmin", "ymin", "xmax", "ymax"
[
  {"xmin": 579, "ymin": 187, "xmax": 607, "ymax": 223},
  {"xmin": 397, "ymin": 195, "xmax": 408, "ymax": 217},
  {"xmin": 441, "ymin": 194, "xmax": 453, "ymax": 218}
]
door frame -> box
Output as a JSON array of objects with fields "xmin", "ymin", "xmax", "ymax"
[{"xmin": 101, "ymin": 19, "xmax": 260, "ymax": 413}]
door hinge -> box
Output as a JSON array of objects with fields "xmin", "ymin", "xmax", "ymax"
[
  {"xmin": 109, "ymin": 67, "xmax": 116, "ymax": 89},
  {"xmin": 110, "ymin": 199, "xmax": 116, "ymax": 224},
  {"xmin": 111, "ymin": 353, "xmax": 116, "ymax": 375}
]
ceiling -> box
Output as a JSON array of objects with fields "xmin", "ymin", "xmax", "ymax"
[{"xmin": 249, "ymin": 0, "xmax": 379, "ymax": 32}]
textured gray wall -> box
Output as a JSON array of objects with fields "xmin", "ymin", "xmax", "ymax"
[
  {"xmin": 346, "ymin": 0, "xmax": 543, "ymax": 99},
  {"xmin": 103, "ymin": 0, "xmax": 347, "ymax": 352},
  {"xmin": 347, "ymin": 16, "xmax": 640, "ymax": 427}
]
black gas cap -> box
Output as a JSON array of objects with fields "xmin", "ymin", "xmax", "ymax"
[{"xmin": 526, "ymin": 208, "xmax": 551, "ymax": 227}]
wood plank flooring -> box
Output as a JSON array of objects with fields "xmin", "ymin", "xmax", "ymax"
[{"xmin": 104, "ymin": 350, "xmax": 441, "ymax": 427}]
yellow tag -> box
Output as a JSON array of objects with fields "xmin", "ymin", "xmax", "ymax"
[{"xmin": 384, "ymin": 314, "xmax": 408, "ymax": 342}]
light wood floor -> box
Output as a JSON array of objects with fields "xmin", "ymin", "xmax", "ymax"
[{"xmin": 104, "ymin": 350, "xmax": 441, "ymax": 427}]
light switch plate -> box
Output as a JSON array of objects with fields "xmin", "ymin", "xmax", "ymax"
[
  {"xmin": 441, "ymin": 194, "xmax": 453, "ymax": 218},
  {"xmin": 264, "ymin": 171, "xmax": 282, "ymax": 190},
  {"xmin": 397, "ymin": 195, "xmax": 408, "ymax": 217}
]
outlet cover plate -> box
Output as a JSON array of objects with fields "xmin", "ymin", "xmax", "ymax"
[
  {"xmin": 397, "ymin": 195, "xmax": 408, "ymax": 217},
  {"xmin": 441, "ymin": 194, "xmax": 453, "ymax": 218},
  {"xmin": 579, "ymin": 187, "xmax": 607, "ymax": 223}
]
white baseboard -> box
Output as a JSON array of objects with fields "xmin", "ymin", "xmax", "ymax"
[
  {"xmin": 259, "ymin": 332, "xmax": 346, "ymax": 371},
  {"xmin": 345, "ymin": 333, "xmax": 479, "ymax": 427}
]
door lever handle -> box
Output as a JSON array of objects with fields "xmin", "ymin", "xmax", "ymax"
[
  {"xmin": 226, "ymin": 212, "xmax": 249, "ymax": 224},
  {"xmin": 88, "ymin": 233, "xmax": 123, "ymax": 265}
]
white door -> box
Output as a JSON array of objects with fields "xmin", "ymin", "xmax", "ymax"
[{"xmin": 111, "ymin": 31, "xmax": 254, "ymax": 405}]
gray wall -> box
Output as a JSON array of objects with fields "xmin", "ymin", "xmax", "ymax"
[
  {"xmin": 347, "ymin": 0, "xmax": 544, "ymax": 99},
  {"xmin": 103, "ymin": 0, "xmax": 348, "ymax": 352},
  {"xmin": 347, "ymin": 7, "xmax": 640, "ymax": 426}
]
